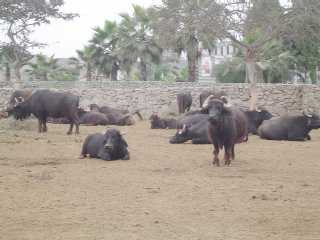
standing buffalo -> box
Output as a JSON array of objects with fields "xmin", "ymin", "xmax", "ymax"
[
  {"xmin": 80, "ymin": 128, "xmax": 129, "ymax": 161},
  {"xmin": 258, "ymin": 112, "xmax": 320, "ymax": 141},
  {"xmin": 6, "ymin": 89, "xmax": 33, "ymax": 118},
  {"xmin": 11, "ymin": 89, "xmax": 80, "ymax": 134},
  {"xmin": 177, "ymin": 92, "xmax": 192, "ymax": 114},
  {"xmin": 149, "ymin": 113, "xmax": 178, "ymax": 129},
  {"xmin": 203, "ymin": 95, "xmax": 248, "ymax": 166},
  {"xmin": 244, "ymin": 108, "xmax": 273, "ymax": 134}
]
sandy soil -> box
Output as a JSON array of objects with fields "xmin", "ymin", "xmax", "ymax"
[{"xmin": 0, "ymin": 120, "xmax": 320, "ymax": 240}]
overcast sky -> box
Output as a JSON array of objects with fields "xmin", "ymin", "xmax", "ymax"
[{"xmin": 31, "ymin": 0, "xmax": 161, "ymax": 58}]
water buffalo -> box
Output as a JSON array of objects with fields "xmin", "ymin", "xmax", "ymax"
[
  {"xmin": 89, "ymin": 104, "xmax": 129, "ymax": 115},
  {"xmin": 203, "ymin": 95, "xmax": 248, "ymax": 166},
  {"xmin": 89, "ymin": 104, "xmax": 142, "ymax": 126},
  {"xmin": 170, "ymin": 119, "xmax": 211, "ymax": 144},
  {"xmin": 80, "ymin": 111, "xmax": 109, "ymax": 126},
  {"xmin": 80, "ymin": 128, "xmax": 129, "ymax": 161},
  {"xmin": 149, "ymin": 113, "xmax": 178, "ymax": 129},
  {"xmin": 199, "ymin": 90, "xmax": 227, "ymax": 108},
  {"xmin": 6, "ymin": 89, "xmax": 33, "ymax": 118},
  {"xmin": 11, "ymin": 89, "xmax": 80, "ymax": 134},
  {"xmin": 244, "ymin": 108, "xmax": 273, "ymax": 134},
  {"xmin": 258, "ymin": 112, "xmax": 320, "ymax": 141},
  {"xmin": 177, "ymin": 92, "xmax": 192, "ymax": 114}
]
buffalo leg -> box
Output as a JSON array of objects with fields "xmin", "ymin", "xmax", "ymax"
[
  {"xmin": 38, "ymin": 119, "xmax": 43, "ymax": 133},
  {"xmin": 212, "ymin": 142, "xmax": 220, "ymax": 166},
  {"xmin": 67, "ymin": 123, "xmax": 74, "ymax": 135},
  {"xmin": 43, "ymin": 117, "xmax": 47, "ymax": 132},
  {"xmin": 231, "ymin": 145, "xmax": 235, "ymax": 160},
  {"xmin": 224, "ymin": 145, "xmax": 232, "ymax": 166}
]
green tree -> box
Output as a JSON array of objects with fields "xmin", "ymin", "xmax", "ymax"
[
  {"xmin": 0, "ymin": 0, "xmax": 77, "ymax": 82},
  {"xmin": 117, "ymin": 5, "xmax": 162, "ymax": 81},
  {"xmin": 196, "ymin": 0, "xmax": 320, "ymax": 109},
  {"xmin": 26, "ymin": 54, "xmax": 58, "ymax": 81},
  {"xmin": 90, "ymin": 20, "xmax": 120, "ymax": 81},
  {"xmin": 152, "ymin": 0, "xmax": 216, "ymax": 82},
  {"xmin": 76, "ymin": 46, "xmax": 95, "ymax": 81}
]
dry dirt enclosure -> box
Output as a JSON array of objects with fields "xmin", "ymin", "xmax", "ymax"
[{"xmin": 0, "ymin": 120, "xmax": 320, "ymax": 240}]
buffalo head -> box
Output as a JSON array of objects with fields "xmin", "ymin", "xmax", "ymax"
[
  {"xmin": 169, "ymin": 125, "xmax": 189, "ymax": 144},
  {"xmin": 10, "ymin": 97, "xmax": 32, "ymax": 120},
  {"xmin": 103, "ymin": 129, "xmax": 128, "ymax": 151},
  {"xmin": 303, "ymin": 111, "xmax": 320, "ymax": 129},
  {"xmin": 202, "ymin": 95, "xmax": 231, "ymax": 124}
]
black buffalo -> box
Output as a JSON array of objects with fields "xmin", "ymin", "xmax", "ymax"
[
  {"xmin": 203, "ymin": 95, "xmax": 248, "ymax": 166},
  {"xmin": 6, "ymin": 89, "xmax": 33, "ymax": 118},
  {"xmin": 199, "ymin": 90, "xmax": 227, "ymax": 108},
  {"xmin": 177, "ymin": 92, "xmax": 192, "ymax": 114},
  {"xmin": 11, "ymin": 89, "xmax": 80, "ymax": 134},
  {"xmin": 170, "ymin": 119, "xmax": 211, "ymax": 144},
  {"xmin": 80, "ymin": 111, "xmax": 109, "ymax": 126},
  {"xmin": 244, "ymin": 108, "xmax": 273, "ymax": 134},
  {"xmin": 149, "ymin": 113, "xmax": 178, "ymax": 129},
  {"xmin": 89, "ymin": 103, "xmax": 141, "ymax": 126},
  {"xmin": 89, "ymin": 104, "xmax": 129, "ymax": 115},
  {"xmin": 80, "ymin": 128, "xmax": 129, "ymax": 161},
  {"xmin": 258, "ymin": 113, "xmax": 320, "ymax": 141}
]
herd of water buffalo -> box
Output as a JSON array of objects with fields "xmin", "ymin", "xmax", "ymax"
[{"xmin": 1, "ymin": 89, "xmax": 320, "ymax": 166}]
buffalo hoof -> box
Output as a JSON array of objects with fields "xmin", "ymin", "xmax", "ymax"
[
  {"xmin": 122, "ymin": 154, "xmax": 130, "ymax": 160},
  {"xmin": 212, "ymin": 160, "xmax": 220, "ymax": 166},
  {"xmin": 79, "ymin": 155, "xmax": 86, "ymax": 159}
]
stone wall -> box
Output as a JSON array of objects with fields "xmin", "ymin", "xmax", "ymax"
[{"xmin": 0, "ymin": 81, "xmax": 319, "ymax": 117}]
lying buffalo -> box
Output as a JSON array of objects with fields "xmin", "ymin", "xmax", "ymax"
[
  {"xmin": 80, "ymin": 128, "xmax": 129, "ymax": 161},
  {"xmin": 11, "ymin": 89, "xmax": 80, "ymax": 134},
  {"xmin": 244, "ymin": 108, "xmax": 273, "ymax": 134},
  {"xmin": 177, "ymin": 92, "xmax": 192, "ymax": 114},
  {"xmin": 203, "ymin": 95, "xmax": 248, "ymax": 166},
  {"xmin": 80, "ymin": 111, "xmax": 109, "ymax": 126},
  {"xmin": 177, "ymin": 113, "xmax": 209, "ymax": 129},
  {"xmin": 89, "ymin": 103, "xmax": 142, "ymax": 126},
  {"xmin": 149, "ymin": 113, "xmax": 178, "ymax": 129},
  {"xmin": 258, "ymin": 112, "xmax": 320, "ymax": 141},
  {"xmin": 89, "ymin": 104, "xmax": 129, "ymax": 115},
  {"xmin": 170, "ymin": 119, "xmax": 211, "ymax": 144}
]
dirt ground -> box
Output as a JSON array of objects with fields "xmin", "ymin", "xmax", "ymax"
[{"xmin": 0, "ymin": 119, "xmax": 320, "ymax": 240}]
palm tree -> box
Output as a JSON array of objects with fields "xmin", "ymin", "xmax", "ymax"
[
  {"xmin": 117, "ymin": 5, "xmax": 162, "ymax": 81},
  {"xmin": 76, "ymin": 46, "xmax": 95, "ymax": 81},
  {"xmin": 26, "ymin": 54, "xmax": 59, "ymax": 81},
  {"xmin": 90, "ymin": 20, "xmax": 120, "ymax": 81}
]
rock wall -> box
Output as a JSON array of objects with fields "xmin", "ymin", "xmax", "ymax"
[{"xmin": 0, "ymin": 81, "xmax": 319, "ymax": 117}]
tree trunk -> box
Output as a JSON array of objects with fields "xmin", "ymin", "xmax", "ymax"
[
  {"xmin": 246, "ymin": 59, "xmax": 258, "ymax": 111},
  {"xmin": 187, "ymin": 36, "xmax": 199, "ymax": 82},
  {"xmin": 86, "ymin": 63, "xmax": 92, "ymax": 81},
  {"xmin": 14, "ymin": 63, "xmax": 22, "ymax": 82},
  {"xmin": 5, "ymin": 63, "xmax": 11, "ymax": 82},
  {"xmin": 111, "ymin": 62, "xmax": 119, "ymax": 81},
  {"xmin": 140, "ymin": 61, "xmax": 147, "ymax": 81}
]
